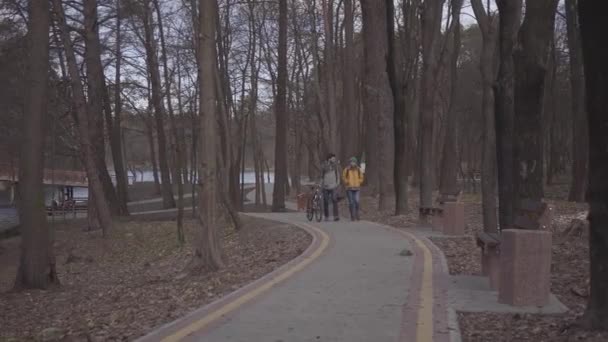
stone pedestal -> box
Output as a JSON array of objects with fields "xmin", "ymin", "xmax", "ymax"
[
  {"xmin": 481, "ymin": 246, "xmax": 500, "ymax": 290},
  {"xmin": 498, "ymin": 229, "xmax": 552, "ymax": 306},
  {"xmin": 431, "ymin": 213, "xmax": 443, "ymax": 231},
  {"xmin": 442, "ymin": 202, "xmax": 465, "ymax": 235}
]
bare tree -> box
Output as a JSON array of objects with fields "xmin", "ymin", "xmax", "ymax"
[
  {"xmin": 83, "ymin": 0, "xmax": 125, "ymax": 216},
  {"xmin": 471, "ymin": 0, "xmax": 498, "ymax": 232},
  {"xmin": 195, "ymin": 0, "xmax": 223, "ymax": 270},
  {"xmin": 53, "ymin": 0, "xmax": 113, "ymax": 234},
  {"xmin": 111, "ymin": 0, "xmax": 131, "ymax": 212},
  {"xmin": 141, "ymin": 0, "xmax": 175, "ymax": 209},
  {"xmin": 438, "ymin": 0, "xmax": 463, "ymax": 196},
  {"xmin": 494, "ymin": 0, "xmax": 521, "ymax": 228},
  {"xmin": 388, "ymin": 0, "xmax": 406, "ymax": 214},
  {"xmin": 512, "ymin": 0, "xmax": 559, "ymax": 203},
  {"xmin": 14, "ymin": 0, "xmax": 59, "ymax": 289},
  {"xmin": 419, "ymin": 0, "xmax": 445, "ymax": 217},
  {"xmin": 361, "ymin": 0, "xmax": 394, "ymax": 211},
  {"xmin": 565, "ymin": 0, "xmax": 588, "ymax": 203},
  {"xmin": 272, "ymin": 0, "xmax": 288, "ymax": 212},
  {"xmin": 579, "ymin": 0, "xmax": 608, "ymax": 330},
  {"xmin": 339, "ymin": 0, "xmax": 357, "ymax": 163}
]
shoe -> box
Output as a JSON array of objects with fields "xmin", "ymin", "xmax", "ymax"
[{"xmin": 334, "ymin": 217, "xmax": 340, "ymax": 221}]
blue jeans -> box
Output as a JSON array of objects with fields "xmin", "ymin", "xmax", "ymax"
[
  {"xmin": 323, "ymin": 189, "xmax": 339, "ymax": 218},
  {"xmin": 347, "ymin": 189, "xmax": 360, "ymax": 219}
]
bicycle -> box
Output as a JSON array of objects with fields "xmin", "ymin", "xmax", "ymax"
[{"xmin": 306, "ymin": 184, "xmax": 323, "ymax": 222}]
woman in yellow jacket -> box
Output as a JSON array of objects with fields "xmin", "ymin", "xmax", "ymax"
[{"xmin": 342, "ymin": 157, "xmax": 364, "ymax": 221}]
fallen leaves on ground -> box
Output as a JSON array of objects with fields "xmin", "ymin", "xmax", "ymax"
[{"xmin": 0, "ymin": 214, "xmax": 311, "ymax": 341}]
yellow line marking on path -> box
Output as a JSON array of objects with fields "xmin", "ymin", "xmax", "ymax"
[
  {"xmin": 397, "ymin": 230, "xmax": 434, "ymax": 342},
  {"xmin": 161, "ymin": 222, "xmax": 330, "ymax": 342}
]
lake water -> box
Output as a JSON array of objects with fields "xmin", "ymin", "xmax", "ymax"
[{"xmin": 122, "ymin": 170, "xmax": 274, "ymax": 185}]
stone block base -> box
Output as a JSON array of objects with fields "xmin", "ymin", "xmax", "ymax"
[
  {"xmin": 481, "ymin": 246, "xmax": 500, "ymax": 291},
  {"xmin": 498, "ymin": 229, "xmax": 552, "ymax": 306},
  {"xmin": 431, "ymin": 214, "xmax": 443, "ymax": 231},
  {"xmin": 442, "ymin": 202, "xmax": 465, "ymax": 235}
]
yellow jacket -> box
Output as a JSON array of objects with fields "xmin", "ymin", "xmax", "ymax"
[{"xmin": 342, "ymin": 167, "xmax": 364, "ymax": 189}]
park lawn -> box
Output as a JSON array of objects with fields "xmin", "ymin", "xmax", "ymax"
[{"xmin": 0, "ymin": 214, "xmax": 310, "ymax": 341}]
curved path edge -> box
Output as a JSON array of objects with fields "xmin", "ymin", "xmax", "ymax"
[
  {"xmin": 367, "ymin": 221, "xmax": 461, "ymax": 342},
  {"xmin": 135, "ymin": 214, "xmax": 330, "ymax": 342}
]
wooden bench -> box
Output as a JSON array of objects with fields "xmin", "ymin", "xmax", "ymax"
[
  {"xmin": 475, "ymin": 199, "xmax": 552, "ymax": 290},
  {"xmin": 47, "ymin": 198, "xmax": 88, "ymax": 217}
]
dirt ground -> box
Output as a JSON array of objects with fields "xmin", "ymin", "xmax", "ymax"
[
  {"xmin": 0, "ymin": 213, "xmax": 311, "ymax": 341},
  {"xmin": 352, "ymin": 181, "xmax": 607, "ymax": 342}
]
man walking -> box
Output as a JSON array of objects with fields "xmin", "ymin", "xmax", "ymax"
[
  {"xmin": 342, "ymin": 157, "xmax": 364, "ymax": 221},
  {"xmin": 321, "ymin": 153, "xmax": 341, "ymax": 221}
]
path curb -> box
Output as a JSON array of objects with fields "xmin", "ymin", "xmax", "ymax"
[{"xmin": 135, "ymin": 214, "xmax": 330, "ymax": 342}]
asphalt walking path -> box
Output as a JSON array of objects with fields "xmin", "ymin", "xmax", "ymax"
[{"xmin": 137, "ymin": 186, "xmax": 456, "ymax": 342}]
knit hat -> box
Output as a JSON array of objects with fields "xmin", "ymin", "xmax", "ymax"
[{"xmin": 350, "ymin": 157, "xmax": 358, "ymax": 163}]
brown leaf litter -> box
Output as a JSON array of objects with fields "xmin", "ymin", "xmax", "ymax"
[{"xmin": 0, "ymin": 215, "xmax": 311, "ymax": 341}]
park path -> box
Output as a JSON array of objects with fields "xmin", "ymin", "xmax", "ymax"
[{"xmin": 137, "ymin": 186, "xmax": 458, "ymax": 342}]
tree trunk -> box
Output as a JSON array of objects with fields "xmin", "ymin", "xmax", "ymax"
[
  {"xmin": 111, "ymin": 0, "xmax": 130, "ymax": 210},
  {"xmin": 83, "ymin": 0, "xmax": 122, "ymax": 217},
  {"xmin": 272, "ymin": 0, "xmax": 288, "ymax": 212},
  {"xmin": 419, "ymin": 0, "xmax": 444, "ymax": 215},
  {"xmin": 471, "ymin": 0, "xmax": 499, "ymax": 233},
  {"xmin": 14, "ymin": 0, "xmax": 59, "ymax": 289},
  {"xmin": 146, "ymin": 117, "xmax": 161, "ymax": 193},
  {"xmin": 439, "ymin": 0, "xmax": 463, "ymax": 196},
  {"xmin": 579, "ymin": 0, "xmax": 608, "ymax": 330},
  {"xmin": 340, "ymin": 0, "xmax": 357, "ymax": 163},
  {"xmin": 154, "ymin": 0, "xmax": 184, "ymax": 242},
  {"xmin": 195, "ymin": 0, "xmax": 223, "ymax": 270},
  {"xmin": 544, "ymin": 40, "xmax": 559, "ymax": 186},
  {"xmin": 142, "ymin": 0, "xmax": 175, "ymax": 209},
  {"xmin": 512, "ymin": 0, "xmax": 559, "ymax": 204},
  {"xmin": 390, "ymin": 0, "xmax": 408, "ymax": 215},
  {"xmin": 361, "ymin": 0, "xmax": 395, "ymax": 211},
  {"xmin": 566, "ymin": 0, "xmax": 588, "ymax": 203},
  {"xmin": 321, "ymin": 0, "xmax": 339, "ymax": 154},
  {"xmin": 53, "ymin": 0, "xmax": 113, "ymax": 234},
  {"xmin": 494, "ymin": 0, "xmax": 521, "ymax": 229}
]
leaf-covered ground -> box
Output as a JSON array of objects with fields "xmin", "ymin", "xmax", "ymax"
[
  {"xmin": 347, "ymin": 183, "xmax": 607, "ymax": 342},
  {"xmin": 0, "ymin": 214, "xmax": 311, "ymax": 341}
]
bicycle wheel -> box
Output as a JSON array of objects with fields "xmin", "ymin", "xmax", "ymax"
[
  {"xmin": 306, "ymin": 204, "xmax": 315, "ymax": 221},
  {"xmin": 314, "ymin": 199, "xmax": 323, "ymax": 222}
]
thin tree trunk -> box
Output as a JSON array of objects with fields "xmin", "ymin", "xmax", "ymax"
[
  {"xmin": 14, "ymin": 0, "xmax": 59, "ymax": 289},
  {"xmin": 419, "ymin": 0, "xmax": 445, "ymax": 215},
  {"xmin": 579, "ymin": 0, "xmax": 608, "ymax": 330},
  {"xmin": 566, "ymin": 0, "xmax": 588, "ymax": 203},
  {"xmin": 321, "ymin": 0, "xmax": 339, "ymax": 154},
  {"xmin": 146, "ymin": 117, "xmax": 161, "ymax": 193},
  {"xmin": 439, "ymin": 0, "xmax": 463, "ymax": 196},
  {"xmin": 389, "ymin": 0, "xmax": 408, "ymax": 215},
  {"xmin": 512, "ymin": 0, "xmax": 559, "ymax": 204},
  {"xmin": 52, "ymin": 0, "xmax": 113, "ymax": 234},
  {"xmin": 340, "ymin": 0, "xmax": 357, "ymax": 163},
  {"xmin": 154, "ymin": 0, "xmax": 185, "ymax": 242},
  {"xmin": 112, "ymin": 0, "xmax": 130, "ymax": 209},
  {"xmin": 271, "ymin": 0, "xmax": 288, "ymax": 212},
  {"xmin": 494, "ymin": 0, "xmax": 521, "ymax": 229},
  {"xmin": 83, "ymin": 0, "xmax": 122, "ymax": 217},
  {"xmin": 545, "ymin": 40, "xmax": 559, "ymax": 186},
  {"xmin": 471, "ymin": 0, "xmax": 498, "ymax": 233},
  {"xmin": 195, "ymin": 0, "xmax": 223, "ymax": 270},
  {"xmin": 142, "ymin": 0, "xmax": 175, "ymax": 209}
]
